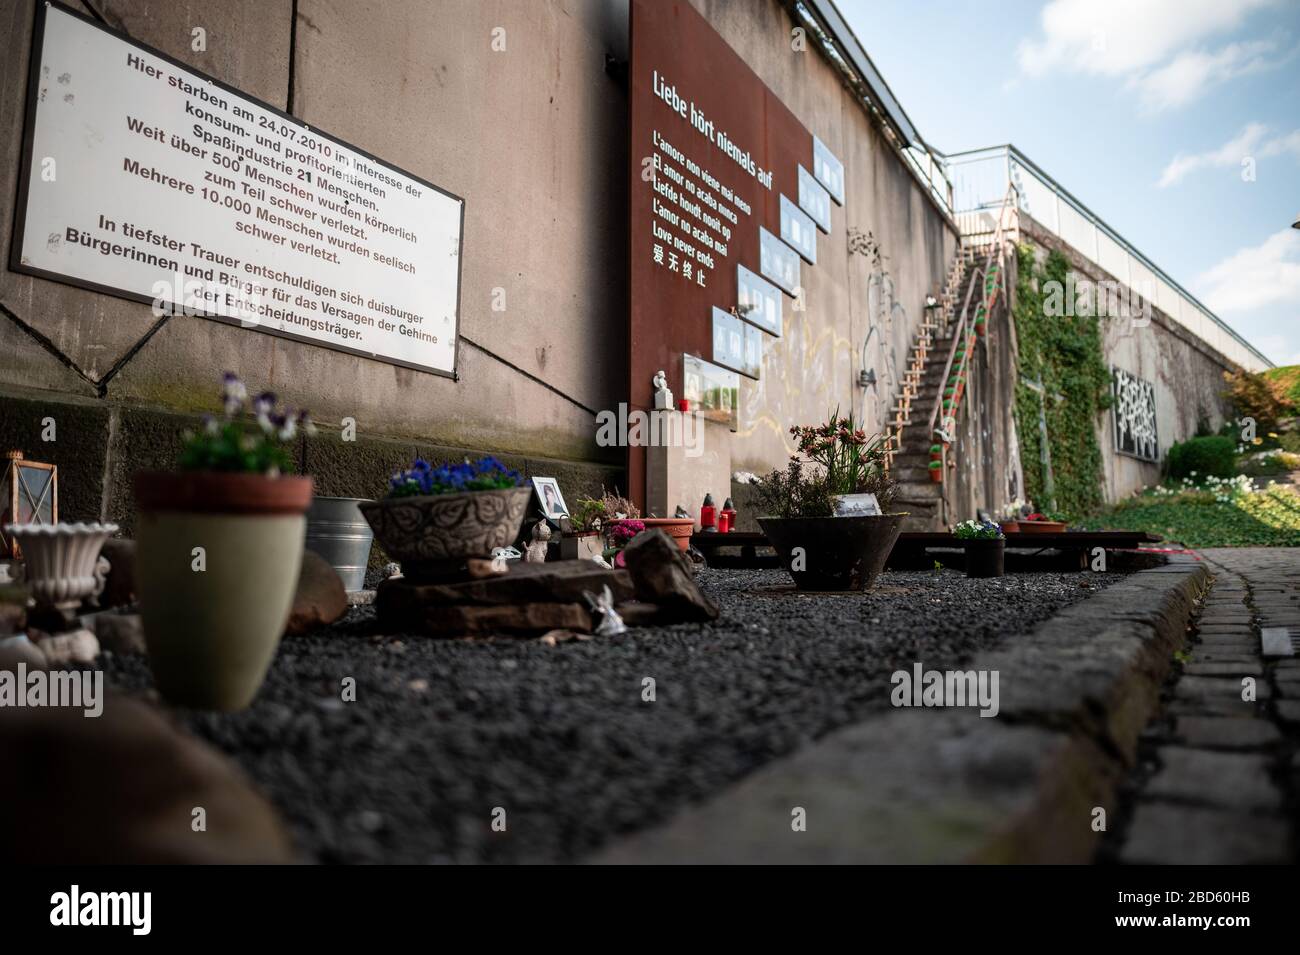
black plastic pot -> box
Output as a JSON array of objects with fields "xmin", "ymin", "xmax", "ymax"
[
  {"xmin": 963, "ymin": 538, "xmax": 1005, "ymax": 578},
  {"xmin": 757, "ymin": 514, "xmax": 906, "ymax": 592}
]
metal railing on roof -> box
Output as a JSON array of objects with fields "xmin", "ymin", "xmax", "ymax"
[
  {"xmin": 788, "ymin": 0, "xmax": 954, "ymax": 215},
  {"xmin": 945, "ymin": 144, "xmax": 1272, "ymax": 371}
]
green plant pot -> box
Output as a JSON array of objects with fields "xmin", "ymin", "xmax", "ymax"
[{"xmin": 134, "ymin": 472, "xmax": 314, "ymax": 711}]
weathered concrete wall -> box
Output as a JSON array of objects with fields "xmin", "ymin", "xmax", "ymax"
[
  {"xmin": 1, "ymin": 0, "xmax": 956, "ymax": 527},
  {"xmin": 1018, "ymin": 217, "xmax": 1234, "ymax": 503},
  {"xmin": 693, "ymin": 0, "xmax": 959, "ymax": 483},
  {"xmin": 943, "ymin": 259, "xmax": 1024, "ymax": 523}
]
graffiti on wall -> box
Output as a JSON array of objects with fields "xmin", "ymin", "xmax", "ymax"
[
  {"xmin": 1112, "ymin": 367, "xmax": 1159, "ymax": 462},
  {"xmin": 849, "ymin": 229, "xmax": 903, "ymax": 433}
]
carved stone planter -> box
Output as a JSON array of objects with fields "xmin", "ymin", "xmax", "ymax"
[
  {"xmin": 360, "ymin": 486, "xmax": 532, "ymax": 583},
  {"xmin": 3, "ymin": 522, "xmax": 118, "ymax": 613}
]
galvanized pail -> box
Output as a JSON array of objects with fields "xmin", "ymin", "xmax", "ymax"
[{"xmin": 304, "ymin": 496, "xmax": 374, "ymax": 592}]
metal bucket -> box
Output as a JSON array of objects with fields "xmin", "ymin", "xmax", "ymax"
[{"xmin": 305, "ymin": 496, "xmax": 375, "ymax": 592}]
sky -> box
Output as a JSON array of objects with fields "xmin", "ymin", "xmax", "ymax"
[{"xmin": 837, "ymin": 0, "xmax": 1300, "ymax": 367}]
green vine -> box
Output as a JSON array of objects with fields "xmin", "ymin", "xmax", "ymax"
[{"xmin": 1012, "ymin": 245, "xmax": 1112, "ymax": 519}]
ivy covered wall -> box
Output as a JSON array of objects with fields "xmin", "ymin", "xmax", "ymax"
[{"xmin": 1011, "ymin": 244, "xmax": 1112, "ymax": 518}]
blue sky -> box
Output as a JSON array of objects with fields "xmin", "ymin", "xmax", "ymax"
[{"xmin": 839, "ymin": 0, "xmax": 1300, "ymax": 367}]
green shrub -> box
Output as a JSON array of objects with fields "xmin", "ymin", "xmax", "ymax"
[{"xmin": 1166, "ymin": 436, "xmax": 1237, "ymax": 481}]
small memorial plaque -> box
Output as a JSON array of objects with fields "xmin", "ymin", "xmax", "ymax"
[{"xmin": 834, "ymin": 493, "xmax": 881, "ymax": 517}]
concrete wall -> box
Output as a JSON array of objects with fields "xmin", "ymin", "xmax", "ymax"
[
  {"xmin": 942, "ymin": 259, "xmax": 1025, "ymax": 523},
  {"xmin": 693, "ymin": 0, "xmax": 958, "ymax": 483},
  {"xmin": 1, "ymin": 0, "xmax": 957, "ymax": 530},
  {"xmin": 1018, "ymin": 217, "xmax": 1235, "ymax": 503}
]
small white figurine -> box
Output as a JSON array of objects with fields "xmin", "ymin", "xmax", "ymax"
[
  {"xmin": 653, "ymin": 369, "xmax": 674, "ymax": 410},
  {"xmin": 524, "ymin": 518, "xmax": 551, "ymax": 564},
  {"xmin": 584, "ymin": 584, "xmax": 627, "ymax": 636}
]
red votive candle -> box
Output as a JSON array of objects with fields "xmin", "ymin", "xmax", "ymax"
[{"xmin": 700, "ymin": 493, "xmax": 716, "ymax": 531}]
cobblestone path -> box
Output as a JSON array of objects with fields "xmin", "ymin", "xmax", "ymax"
[{"xmin": 1107, "ymin": 548, "xmax": 1299, "ymax": 863}]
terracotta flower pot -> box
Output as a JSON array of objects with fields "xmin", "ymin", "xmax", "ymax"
[
  {"xmin": 929, "ymin": 467, "xmax": 943, "ymax": 483},
  {"xmin": 639, "ymin": 517, "xmax": 695, "ymax": 551},
  {"xmin": 360, "ymin": 485, "xmax": 531, "ymax": 582},
  {"xmin": 134, "ymin": 471, "xmax": 314, "ymax": 710},
  {"xmin": 964, "ymin": 538, "xmax": 1005, "ymax": 578},
  {"xmin": 999, "ymin": 520, "xmax": 1020, "ymax": 534},
  {"xmin": 1019, "ymin": 520, "xmax": 1067, "ymax": 534},
  {"xmin": 758, "ymin": 514, "xmax": 906, "ymax": 592}
]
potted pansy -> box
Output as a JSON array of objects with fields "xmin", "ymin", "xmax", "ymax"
[
  {"xmin": 954, "ymin": 519, "xmax": 1004, "ymax": 578},
  {"xmin": 753, "ymin": 410, "xmax": 905, "ymax": 592},
  {"xmin": 133, "ymin": 373, "xmax": 314, "ymax": 710},
  {"xmin": 360, "ymin": 457, "xmax": 530, "ymax": 582}
]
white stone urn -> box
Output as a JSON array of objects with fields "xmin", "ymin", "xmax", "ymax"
[{"xmin": 3, "ymin": 522, "xmax": 119, "ymax": 612}]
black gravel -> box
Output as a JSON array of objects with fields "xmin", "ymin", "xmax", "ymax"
[{"xmin": 97, "ymin": 566, "xmax": 1124, "ymax": 863}]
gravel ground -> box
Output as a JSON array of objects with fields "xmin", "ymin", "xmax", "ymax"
[{"xmin": 98, "ymin": 566, "xmax": 1124, "ymax": 863}]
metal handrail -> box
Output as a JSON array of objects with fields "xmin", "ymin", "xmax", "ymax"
[
  {"xmin": 926, "ymin": 185, "xmax": 1017, "ymax": 442},
  {"xmin": 945, "ymin": 144, "xmax": 1271, "ymax": 370}
]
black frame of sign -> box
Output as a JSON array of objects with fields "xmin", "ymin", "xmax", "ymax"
[{"xmin": 10, "ymin": 0, "xmax": 465, "ymax": 380}]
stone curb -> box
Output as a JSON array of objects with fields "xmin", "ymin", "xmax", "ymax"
[{"xmin": 590, "ymin": 562, "xmax": 1211, "ymax": 864}]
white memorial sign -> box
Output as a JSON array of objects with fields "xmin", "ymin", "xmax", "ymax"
[{"xmin": 13, "ymin": 3, "xmax": 464, "ymax": 377}]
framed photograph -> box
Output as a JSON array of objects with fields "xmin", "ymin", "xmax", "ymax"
[{"xmin": 531, "ymin": 477, "xmax": 569, "ymax": 519}]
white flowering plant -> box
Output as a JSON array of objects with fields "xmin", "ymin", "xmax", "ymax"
[
  {"xmin": 953, "ymin": 518, "xmax": 1003, "ymax": 540},
  {"xmin": 1130, "ymin": 473, "xmax": 1256, "ymax": 507},
  {"xmin": 179, "ymin": 372, "xmax": 314, "ymax": 476}
]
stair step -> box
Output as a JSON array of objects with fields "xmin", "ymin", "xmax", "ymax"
[
  {"xmin": 895, "ymin": 482, "xmax": 943, "ymax": 501},
  {"xmin": 895, "ymin": 467, "xmax": 940, "ymax": 482},
  {"xmin": 894, "ymin": 452, "xmax": 932, "ymax": 466}
]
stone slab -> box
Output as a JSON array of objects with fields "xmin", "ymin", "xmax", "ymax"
[
  {"xmin": 381, "ymin": 560, "xmax": 635, "ymax": 607},
  {"xmin": 1120, "ymin": 804, "xmax": 1288, "ymax": 864},
  {"xmin": 409, "ymin": 601, "xmax": 593, "ymax": 637},
  {"xmin": 1174, "ymin": 675, "xmax": 1270, "ymax": 701},
  {"xmin": 1145, "ymin": 747, "xmax": 1281, "ymax": 810},
  {"xmin": 1173, "ymin": 716, "xmax": 1280, "ymax": 749},
  {"xmin": 593, "ymin": 708, "xmax": 1113, "ymax": 864},
  {"xmin": 1183, "ymin": 662, "xmax": 1261, "ymax": 677}
]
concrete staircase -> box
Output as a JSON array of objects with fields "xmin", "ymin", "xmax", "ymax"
[{"xmin": 889, "ymin": 251, "xmax": 985, "ymax": 530}]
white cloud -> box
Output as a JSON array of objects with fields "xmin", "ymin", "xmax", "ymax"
[
  {"xmin": 1196, "ymin": 229, "xmax": 1300, "ymax": 315},
  {"xmin": 1017, "ymin": 0, "xmax": 1285, "ymax": 109},
  {"xmin": 1261, "ymin": 129, "xmax": 1300, "ymax": 159},
  {"xmin": 1156, "ymin": 122, "xmax": 1300, "ymax": 186},
  {"xmin": 1133, "ymin": 38, "xmax": 1285, "ymax": 111}
]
